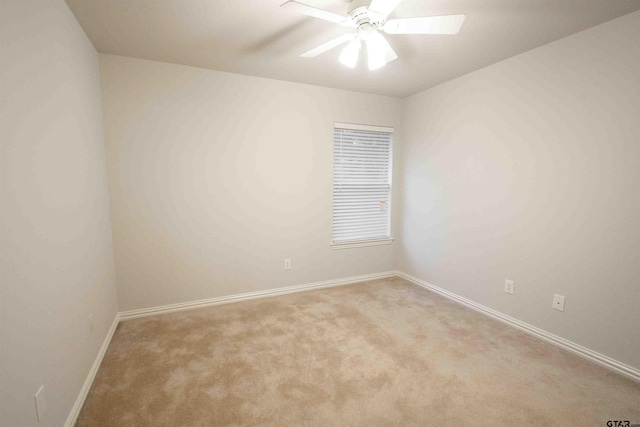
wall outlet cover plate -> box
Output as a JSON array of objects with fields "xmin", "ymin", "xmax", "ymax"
[
  {"xmin": 553, "ymin": 294, "xmax": 566, "ymax": 312},
  {"xmin": 504, "ymin": 279, "xmax": 514, "ymax": 295}
]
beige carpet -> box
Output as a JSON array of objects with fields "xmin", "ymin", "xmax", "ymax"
[{"xmin": 77, "ymin": 277, "xmax": 640, "ymax": 426}]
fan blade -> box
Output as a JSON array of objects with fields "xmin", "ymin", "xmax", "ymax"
[
  {"xmin": 281, "ymin": 1, "xmax": 353, "ymax": 26},
  {"xmin": 383, "ymin": 14, "xmax": 465, "ymax": 35},
  {"xmin": 369, "ymin": 0, "xmax": 403, "ymax": 19},
  {"xmin": 301, "ymin": 33, "xmax": 354, "ymax": 58},
  {"xmin": 365, "ymin": 32, "xmax": 397, "ymax": 70}
]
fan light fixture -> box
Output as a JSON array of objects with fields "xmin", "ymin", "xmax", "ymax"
[
  {"xmin": 282, "ymin": 0, "xmax": 465, "ymax": 70},
  {"xmin": 337, "ymin": 26, "xmax": 395, "ymax": 70},
  {"xmin": 339, "ymin": 35, "xmax": 361, "ymax": 68},
  {"xmin": 365, "ymin": 31, "xmax": 394, "ymax": 70}
]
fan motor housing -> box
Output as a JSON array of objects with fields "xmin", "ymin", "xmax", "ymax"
[{"xmin": 348, "ymin": 0, "xmax": 386, "ymax": 27}]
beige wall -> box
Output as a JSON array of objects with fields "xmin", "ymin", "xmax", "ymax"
[
  {"xmin": 99, "ymin": 54, "xmax": 402, "ymax": 312},
  {"xmin": 397, "ymin": 11, "xmax": 640, "ymax": 369},
  {"xmin": 0, "ymin": 0, "xmax": 119, "ymax": 425}
]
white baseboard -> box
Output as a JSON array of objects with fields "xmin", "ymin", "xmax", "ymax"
[
  {"xmin": 66, "ymin": 269, "xmax": 638, "ymax": 426},
  {"xmin": 395, "ymin": 270, "xmax": 640, "ymax": 382},
  {"xmin": 64, "ymin": 313, "xmax": 120, "ymax": 427},
  {"xmin": 66, "ymin": 271, "xmax": 395, "ymax": 425},
  {"xmin": 119, "ymin": 271, "xmax": 396, "ymax": 321}
]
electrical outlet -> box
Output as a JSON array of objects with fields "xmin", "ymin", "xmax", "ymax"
[
  {"xmin": 35, "ymin": 385, "xmax": 47, "ymax": 423},
  {"xmin": 553, "ymin": 294, "xmax": 565, "ymax": 312},
  {"xmin": 284, "ymin": 259, "xmax": 291, "ymax": 270},
  {"xmin": 88, "ymin": 314, "xmax": 94, "ymax": 333},
  {"xmin": 504, "ymin": 279, "xmax": 514, "ymax": 295}
]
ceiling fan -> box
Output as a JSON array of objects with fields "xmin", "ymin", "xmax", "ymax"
[{"xmin": 281, "ymin": 0, "xmax": 465, "ymax": 70}]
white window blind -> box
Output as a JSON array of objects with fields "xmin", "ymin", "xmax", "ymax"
[{"xmin": 333, "ymin": 123, "xmax": 393, "ymax": 245}]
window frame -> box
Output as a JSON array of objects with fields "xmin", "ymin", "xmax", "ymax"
[{"xmin": 331, "ymin": 122, "xmax": 394, "ymax": 250}]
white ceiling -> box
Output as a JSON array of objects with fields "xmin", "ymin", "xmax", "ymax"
[{"xmin": 65, "ymin": 0, "xmax": 640, "ymax": 98}]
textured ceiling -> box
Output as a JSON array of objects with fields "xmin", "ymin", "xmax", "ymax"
[{"xmin": 65, "ymin": 0, "xmax": 640, "ymax": 97}]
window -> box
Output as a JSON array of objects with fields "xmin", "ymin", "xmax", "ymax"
[{"xmin": 332, "ymin": 122, "xmax": 393, "ymax": 249}]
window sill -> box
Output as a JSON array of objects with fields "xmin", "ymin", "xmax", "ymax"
[{"xmin": 331, "ymin": 238, "xmax": 394, "ymax": 250}]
